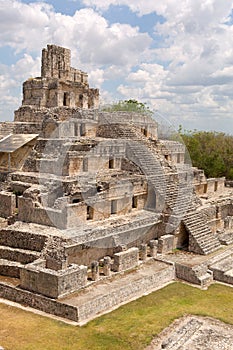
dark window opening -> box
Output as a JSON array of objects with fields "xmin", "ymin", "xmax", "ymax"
[
  {"xmin": 79, "ymin": 94, "xmax": 83, "ymax": 107},
  {"xmin": 87, "ymin": 206, "xmax": 94, "ymax": 220},
  {"xmin": 204, "ymin": 183, "xmax": 208, "ymax": 194},
  {"xmin": 177, "ymin": 153, "xmax": 181, "ymax": 163},
  {"xmin": 143, "ymin": 128, "xmax": 148, "ymax": 137},
  {"xmin": 111, "ymin": 200, "xmax": 117, "ymax": 214},
  {"xmin": 72, "ymin": 198, "xmax": 80, "ymax": 204},
  {"xmin": 97, "ymin": 186, "xmax": 102, "ymax": 193},
  {"xmin": 132, "ymin": 196, "xmax": 138, "ymax": 209},
  {"xmin": 15, "ymin": 191, "xmax": 23, "ymax": 208},
  {"xmin": 63, "ymin": 92, "xmax": 69, "ymax": 106},
  {"xmin": 165, "ymin": 155, "xmax": 169, "ymax": 161},
  {"xmin": 109, "ymin": 159, "xmax": 114, "ymax": 169},
  {"xmin": 214, "ymin": 181, "xmax": 218, "ymax": 192}
]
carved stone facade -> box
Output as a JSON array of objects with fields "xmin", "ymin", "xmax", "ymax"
[
  {"xmin": 0, "ymin": 44, "xmax": 232, "ymax": 323},
  {"xmin": 22, "ymin": 44, "xmax": 99, "ymax": 109}
]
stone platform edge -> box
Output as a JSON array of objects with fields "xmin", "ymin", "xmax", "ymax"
[{"xmin": 0, "ymin": 260, "xmax": 175, "ymax": 325}]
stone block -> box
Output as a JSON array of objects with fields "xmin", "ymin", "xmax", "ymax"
[
  {"xmin": 0, "ymin": 192, "xmax": 16, "ymax": 218},
  {"xmin": 20, "ymin": 260, "xmax": 87, "ymax": 298},
  {"xmin": 112, "ymin": 247, "xmax": 139, "ymax": 272},
  {"xmin": 149, "ymin": 239, "xmax": 158, "ymax": 258},
  {"xmin": 158, "ymin": 234, "xmax": 174, "ymax": 254}
]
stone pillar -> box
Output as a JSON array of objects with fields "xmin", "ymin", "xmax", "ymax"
[
  {"xmin": 149, "ymin": 240, "xmax": 158, "ymax": 258},
  {"xmin": 103, "ymin": 256, "xmax": 112, "ymax": 277},
  {"xmin": 158, "ymin": 234, "xmax": 174, "ymax": 254},
  {"xmin": 91, "ymin": 261, "xmax": 99, "ymax": 281},
  {"xmin": 139, "ymin": 244, "xmax": 147, "ymax": 261}
]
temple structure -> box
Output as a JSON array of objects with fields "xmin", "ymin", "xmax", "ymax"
[{"xmin": 0, "ymin": 45, "xmax": 232, "ymax": 324}]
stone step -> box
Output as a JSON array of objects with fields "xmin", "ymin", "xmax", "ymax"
[
  {"xmin": 0, "ymin": 224, "xmax": 49, "ymax": 251},
  {"xmin": 198, "ymin": 272, "xmax": 213, "ymax": 288},
  {"xmin": 218, "ymin": 232, "xmax": 233, "ymax": 245},
  {"xmin": 210, "ymin": 255, "xmax": 233, "ymax": 273},
  {"xmin": 183, "ymin": 210, "xmax": 221, "ymax": 255},
  {"xmin": 191, "ymin": 229, "xmax": 213, "ymax": 237},
  {"xmin": 202, "ymin": 245, "xmax": 221, "ymax": 255},
  {"xmin": 0, "ymin": 245, "xmax": 40, "ymax": 264},
  {"xmin": 0, "ymin": 259, "xmax": 23, "ymax": 278}
]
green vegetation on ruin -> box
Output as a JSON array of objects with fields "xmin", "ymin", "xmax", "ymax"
[
  {"xmin": 180, "ymin": 128, "xmax": 233, "ymax": 179},
  {"xmin": 1, "ymin": 282, "xmax": 233, "ymax": 350},
  {"xmin": 102, "ymin": 99, "xmax": 153, "ymax": 115}
]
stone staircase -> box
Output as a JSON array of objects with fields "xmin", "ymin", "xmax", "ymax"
[
  {"xmin": 98, "ymin": 116, "xmax": 167, "ymax": 210},
  {"xmin": 126, "ymin": 142, "xmax": 166, "ymax": 202},
  {"xmin": 0, "ymin": 222, "xmax": 49, "ymax": 278},
  {"xmin": 182, "ymin": 210, "xmax": 221, "ymax": 255}
]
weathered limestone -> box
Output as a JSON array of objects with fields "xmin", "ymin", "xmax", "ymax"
[
  {"xmin": 139, "ymin": 243, "xmax": 147, "ymax": 261},
  {"xmin": 0, "ymin": 192, "xmax": 16, "ymax": 218},
  {"xmin": 175, "ymin": 262, "xmax": 213, "ymax": 288},
  {"xmin": 0, "ymin": 43, "xmax": 232, "ymax": 323},
  {"xmin": 147, "ymin": 316, "xmax": 233, "ymax": 350},
  {"xmin": 22, "ymin": 44, "xmax": 99, "ymax": 109},
  {"xmin": 149, "ymin": 239, "xmax": 158, "ymax": 258},
  {"xmin": 91, "ymin": 261, "xmax": 99, "ymax": 281},
  {"xmin": 112, "ymin": 247, "xmax": 139, "ymax": 272},
  {"xmin": 158, "ymin": 234, "xmax": 174, "ymax": 254},
  {"xmin": 20, "ymin": 259, "xmax": 87, "ymax": 298},
  {"xmin": 103, "ymin": 256, "xmax": 112, "ymax": 276}
]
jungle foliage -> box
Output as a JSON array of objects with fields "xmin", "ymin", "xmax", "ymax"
[
  {"xmin": 102, "ymin": 99, "xmax": 153, "ymax": 115},
  {"xmin": 180, "ymin": 128, "xmax": 233, "ymax": 179}
]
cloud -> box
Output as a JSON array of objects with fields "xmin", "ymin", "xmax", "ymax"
[
  {"xmin": 82, "ymin": 0, "xmax": 233, "ymax": 19},
  {"xmin": 0, "ymin": 53, "xmax": 41, "ymax": 120},
  {"xmin": 0, "ymin": 0, "xmax": 153, "ymax": 120},
  {"xmin": 0, "ymin": 2, "xmax": 152, "ymax": 66},
  {"xmin": 1, "ymin": 0, "xmax": 233, "ymax": 133}
]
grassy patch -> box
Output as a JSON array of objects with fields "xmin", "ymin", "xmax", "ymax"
[{"xmin": 0, "ymin": 282, "xmax": 233, "ymax": 350}]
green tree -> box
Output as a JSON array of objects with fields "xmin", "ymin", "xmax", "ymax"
[
  {"xmin": 180, "ymin": 129, "xmax": 233, "ymax": 180},
  {"xmin": 102, "ymin": 99, "xmax": 153, "ymax": 115}
]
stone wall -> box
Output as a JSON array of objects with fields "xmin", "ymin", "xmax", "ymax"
[
  {"xmin": 22, "ymin": 45, "xmax": 99, "ymax": 109},
  {"xmin": 0, "ymin": 282, "xmax": 78, "ymax": 321},
  {"xmin": 0, "ymin": 192, "xmax": 16, "ymax": 218},
  {"xmin": 77, "ymin": 262, "xmax": 175, "ymax": 322},
  {"xmin": 18, "ymin": 196, "xmax": 66, "ymax": 229},
  {"xmin": 20, "ymin": 260, "xmax": 87, "ymax": 298},
  {"xmin": 112, "ymin": 247, "xmax": 139, "ymax": 272},
  {"xmin": 175, "ymin": 262, "xmax": 213, "ymax": 288}
]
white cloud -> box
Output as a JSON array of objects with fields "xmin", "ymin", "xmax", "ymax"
[
  {"xmin": 0, "ymin": 0, "xmax": 152, "ymax": 120},
  {"xmin": 88, "ymin": 68, "xmax": 105, "ymax": 88},
  {"xmin": 1, "ymin": 0, "xmax": 233, "ymax": 132},
  {"xmin": 82, "ymin": 0, "xmax": 233, "ymax": 19}
]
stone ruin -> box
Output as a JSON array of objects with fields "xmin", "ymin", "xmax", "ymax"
[
  {"xmin": 0, "ymin": 44, "xmax": 232, "ymax": 323},
  {"xmin": 146, "ymin": 315, "xmax": 233, "ymax": 350}
]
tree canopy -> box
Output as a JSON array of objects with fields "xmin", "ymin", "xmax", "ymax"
[
  {"xmin": 102, "ymin": 99, "xmax": 153, "ymax": 115},
  {"xmin": 180, "ymin": 129, "xmax": 233, "ymax": 180}
]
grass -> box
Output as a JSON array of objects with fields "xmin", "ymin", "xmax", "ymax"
[{"xmin": 0, "ymin": 282, "xmax": 233, "ymax": 350}]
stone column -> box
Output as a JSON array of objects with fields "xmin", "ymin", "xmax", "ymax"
[
  {"xmin": 149, "ymin": 240, "xmax": 158, "ymax": 258},
  {"xmin": 103, "ymin": 256, "xmax": 112, "ymax": 277},
  {"xmin": 91, "ymin": 261, "xmax": 99, "ymax": 281},
  {"xmin": 139, "ymin": 244, "xmax": 147, "ymax": 261}
]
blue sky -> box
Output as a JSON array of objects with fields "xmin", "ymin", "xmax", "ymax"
[{"xmin": 1, "ymin": 0, "xmax": 233, "ymax": 133}]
